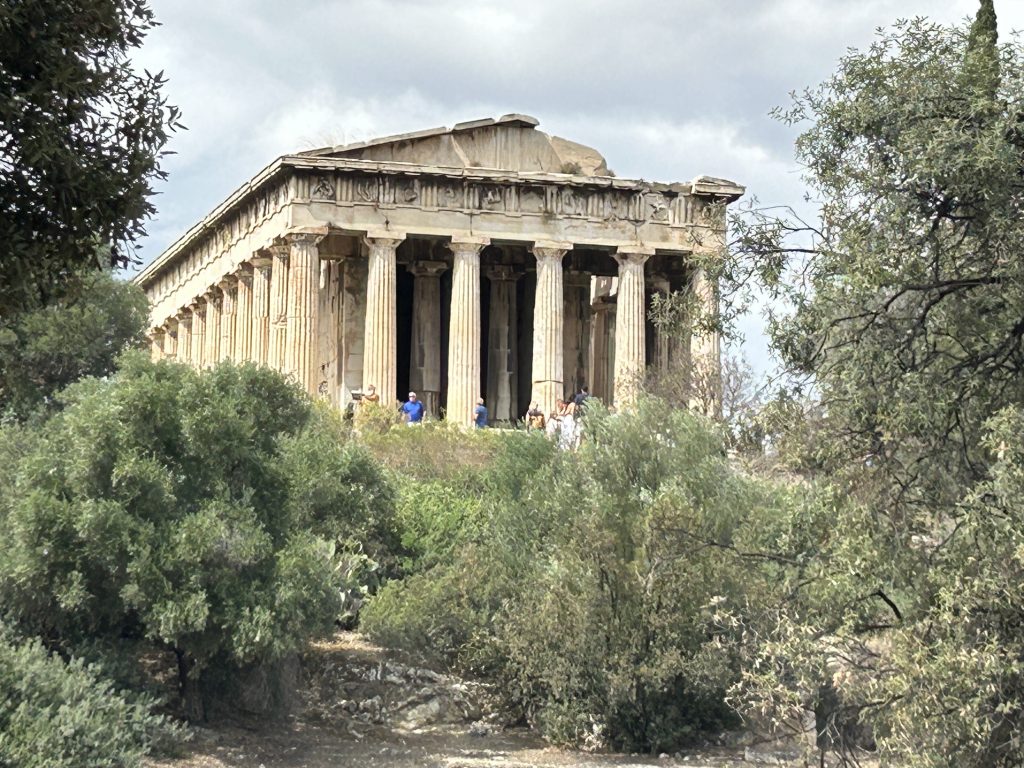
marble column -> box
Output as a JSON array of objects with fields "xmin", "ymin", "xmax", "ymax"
[
  {"xmin": 164, "ymin": 321, "xmax": 178, "ymax": 362},
  {"xmin": 219, "ymin": 277, "xmax": 237, "ymax": 362},
  {"xmin": 362, "ymin": 233, "xmax": 405, "ymax": 403},
  {"xmin": 563, "ymin": 271, "xmax": 591, "ymax": 397},
  {"xmin": 486, "ymin": 266, "xmax": 519, "ymax": 422},
  {"xmin": 408, "ymin": 260, "xmax": 447, "ymax": 418},
  {"xmin": 150, "ymin": 329, "xmax": 165, "ymax": 362},
  {"xmin": 284, "ymin": 233, "xmax": 322, "ymax": 394},
  {"xmin": 190, "ymin": 299, "xmax": 206, "ymax": 369},
  {"xmin": 267, "ymin": 243, "xmax": 289, "ymax": 371},
  {"xmin": 235, "ymin": 265, "xmax": 254, "ymax": 362},
  {"xmin": 613, "ymin": 247, "xmax": 652, "ymax": 409},
  {"xmin": 250, "ymin": 256, "xmax": 272, "ymax": 366},
  {"xmin": 447, "ymin": 236, "xmax": 488, "ymax": 427},
  {"xmin": 589, "ymin": 299, "xmax": 613, "ymax": 402},
  {"xmin": 530, "ymin": 242, "xmax": 571, "ymax": 416},
  {"xmin": 204, "ymin": 288, "xmax": 221, "ymax": 367},
  {"xmin": 177, "ymin": 312, "xmax": 192, "ymax": 366},
  {"xmin": 689, "ymin": 266, "xmax": 722, "ymax": 417},
  {"xmin": 648, "ymin": 274, "xmax": 671, "ymax": 373}
]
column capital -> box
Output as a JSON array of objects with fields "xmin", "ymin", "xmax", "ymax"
[
  {"xmin": 408, "ymin": 260, "xmax": 448, "ymax": 278},
  {"xmin": 614, "ymin": 245, "xmax": 655, "ymax": 267},
  {"xmin": 218, "ymin": 275, "xmax": 238, "ymax": 292},
  {"xmin": 236, "ymin": 263, "xmax": 255, "ymax": 285},
  {"xmin": 531, "ymin": 241, "xmax": 572, "ymax": 263},
  {"xmin": 363, "ymin": 232, "xmax": 406, "ymax": 248},
  {"xmin": 565, "ymin": 270, "xmax": 591, "ymax": 288},
  {"xmin": 204, "ymin": 286, "xmax": 223, "ymax": 302},
  {"xmin": 486, "ymin": 265, "xmax": 521, "ymax": 282},
  {"xmin": 449, "ymin": 236, "xmax": 489, "ymax": 258},
  {"xmin": 284, "ymin": 231, "xmax": 325, "ymax": 249}
]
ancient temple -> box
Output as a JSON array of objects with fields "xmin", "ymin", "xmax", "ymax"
[{"xmin": 136, "ymin": 114, "xmax": 743, "ymax": 425}]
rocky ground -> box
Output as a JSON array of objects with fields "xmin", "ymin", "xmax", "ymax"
[{"xmin": 147, "ymin": 633, "xmax": 817, "ymax": 768}]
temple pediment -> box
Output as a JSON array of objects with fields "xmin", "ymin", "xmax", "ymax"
[{"xmin": 300, "ymin": 113, "xmax": 612, "ymax": 176}]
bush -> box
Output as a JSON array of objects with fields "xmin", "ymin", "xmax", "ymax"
[
  {"xmin": 0, "ymin": 354, "xmax": 397, "ymax": 720},
  {"xmin": 0, "ymin": 624, "xmax": 179, "ymax": 768},
  {"xmin": 362, "ymin": 398, "xmax": 790, "ymax": 751}
]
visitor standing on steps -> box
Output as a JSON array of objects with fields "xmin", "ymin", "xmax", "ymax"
[
  {"xmin": 474, "ymin": 397, "xmax": 488, "ymax": 428},
  {"xmin": 401, "ymin": 391, "xmax": 424, "ymax": 425},
  {"xmin": 363, "ymin": 383, "xmax": 380, "ymax": 403}
]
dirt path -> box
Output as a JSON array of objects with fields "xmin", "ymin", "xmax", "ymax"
[{"xmin": 146, "ymin": 633, "xmax": 798, "ymax": 768}]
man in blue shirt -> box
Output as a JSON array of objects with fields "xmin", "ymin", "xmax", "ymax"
[
  {"xmin": 401, "ymin": 391, "xmax": 425, "ymax": 425},
  {"xmin": 474, "ymin": 398, "xmax": 488, "ymax": 428}
]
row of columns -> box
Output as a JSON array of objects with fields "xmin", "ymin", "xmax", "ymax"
[{"xmin": 150, "ymin": 231, "xmax": 694, "ymax": 425}]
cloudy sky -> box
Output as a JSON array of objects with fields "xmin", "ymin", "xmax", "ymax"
[{"xmin": 133, "ymin": 0, "xmax": 1024, "ymax": 375}]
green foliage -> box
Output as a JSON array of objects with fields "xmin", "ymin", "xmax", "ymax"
[
  {"xmin": 0, "ymin": 2, "xmax": 181, "ymax": 317},
  {"xmin": 721, "ymin": 6, "xmax": 1024, "ymax": 765},
  {"xmin": 363, "ymin": 400, "xmax": 790, "ymax": 752},
  {"xmin": 0, "ymin": 355, "xmax": 396, "ymax": 720},
  {"xmin": 0, "ymin": 270, "xmax": 149, "ymax": 419},
  {"xmin": 0, "ymin": 623, "xmax": 180, "ymax": 768}
]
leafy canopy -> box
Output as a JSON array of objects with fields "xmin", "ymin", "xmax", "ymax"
[{"xmin": 0, "ymin": 1, "xmax": 181, "ymax": 317}]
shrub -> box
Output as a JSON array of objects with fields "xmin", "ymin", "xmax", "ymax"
[
  {"xmin": 0, "ymin": 354, "xmax": 397, "ymax": 720},
  {"xmin": 362, "ymin": 398, "xmax": 790, "ymax": 751},
  {"xmin": 0, "ymin": 623, "xmax": 179, "ymax": 768}
]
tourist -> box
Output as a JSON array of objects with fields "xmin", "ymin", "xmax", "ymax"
[
  {"xmin": 474, "ymin": 397, "xmax": 488, "ymax": 428},
  {"xmin": 545, "ymin": 399, "xmax": 564, "ymax": 440},
  {"xmin": 558, "ymin": 401, "xmax": 579, "ymax": 451},
  {"xmin": 526, "ymin": 401, "xmax": 545, "ymax": 431},
  {"xmin": 573, "ymin": 385, "xmax": 589, "ymax": 411},
  {"xmin": 363, "ymin": 383, "xmax": 380, "ymax": 404},
  {"xmin": 401, "ymin": 391, "xmax": 424, "ymax": 425}
]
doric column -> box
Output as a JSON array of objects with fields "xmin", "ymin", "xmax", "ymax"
[
  {"xmin": 530, "ymin": 242, "xmax": 571, "ymax": 416},
  {"xmin": 219, "ymin": 277, "xmax": 237, "ymax": 362},
  {"xmin": 447, "ymin": 236, "xmax": 488, "ymax": 427},
  {"xmin": 689, "ymin": 267, "xmax": 721, "ymax": 417},
  {"xmin": 164, "ymin": 320, "xmax": 178, "ymax": 362},
  {"xmin": 648, "ymin": 274, "xmax": 672, "ymax": 373},
  {"xmin": 204, "ymin": 288, "xmax": 221, "ymax": 367},
  {"xmin": 177, "ymin": 312, "xmax": 192, "ymax": 366},
  {"xmin": 235, "ymin": 265, "xmax": 254, "ymax": 362},
  {"xmin": 589, "ymin": 298, "xmax": 613, "ymax": 402},
  {"xmin": 284, "ymin": 233, "xmax": 322, "ymax": 394},
  {"xmin": 149, "ymin": 329, "xmax": 165, "ymax": 362},
  {"xmin": 190, "ymin": 299, "xmax": 206, "ymax": 369},
  {"xmin": 250, "ymin": 255, "xmax": 272, "ymax": 366},
  {"xmin": 613, "ymin": 246, "xmax": 652, "ymax": 409},
  {"xmin": 362, "ymin": 233, "xmax": 405, "ymax": 403},
  {"xmin": 486, "ymin": 265, "xmax": 520, "ymax": 422},
  {"xmin": 267, "ymin": 242, "xmax": 289, "ymax": 371},
  {"xmin": 408, "ymin": 260, "xmax": 447, "ymax": 418},
  {"xmin": 563, "ymin": 271, "xmax": 591, "ymax": 396}
]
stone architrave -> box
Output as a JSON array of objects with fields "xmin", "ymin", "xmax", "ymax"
[
  {"xmin": 219, "ymin": 277, "xmax": 237, "ymax": 362},
  {"xmin": 613, "ymin": 246, "xmax": 652, "ymax": 408},
  {"xmin": 530, "ymin": 242, "xmax": 571, "ymax": 416},
  {"xmin": 447, "ymin": 236, "xmax": 488, "ymax": 427},
  {"xmin": 267, "ymin": 242, "xmax": 290, "ymax": 371},
  {"xmin": 563, "ymin": 271, "xmax": 591, "ymax": 396},
  {"xmin": 235, "ymin": 265, "xmax": 254, "ymax": 362},
  {"xmin": 284, "ymin": 233, "xmax": 323, "ymax": 394},
  {"xmin": 408, "ymin": 260, "xmax": 447, "ymax": 418},
  {"xmin": 190, "ymin": 299, "xmax": 206, "ymax": 368},
  {"xmin": 362, "ymin": 233, "xmax": 405, "ymax": 403},
  {"xmin": 177, "ymin": 312, "xmax": 192, "ymax": 366},
  {"xmin": 250, "ymin": 255, "xmax": 272, "ymax": 365},
  {"xmin": 486, "ymin": 265, "xmax": 520, "ymax": 422},
  {"xmin": 204, "ymin": 288, "xmax": 222, "ymax": 367}
]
